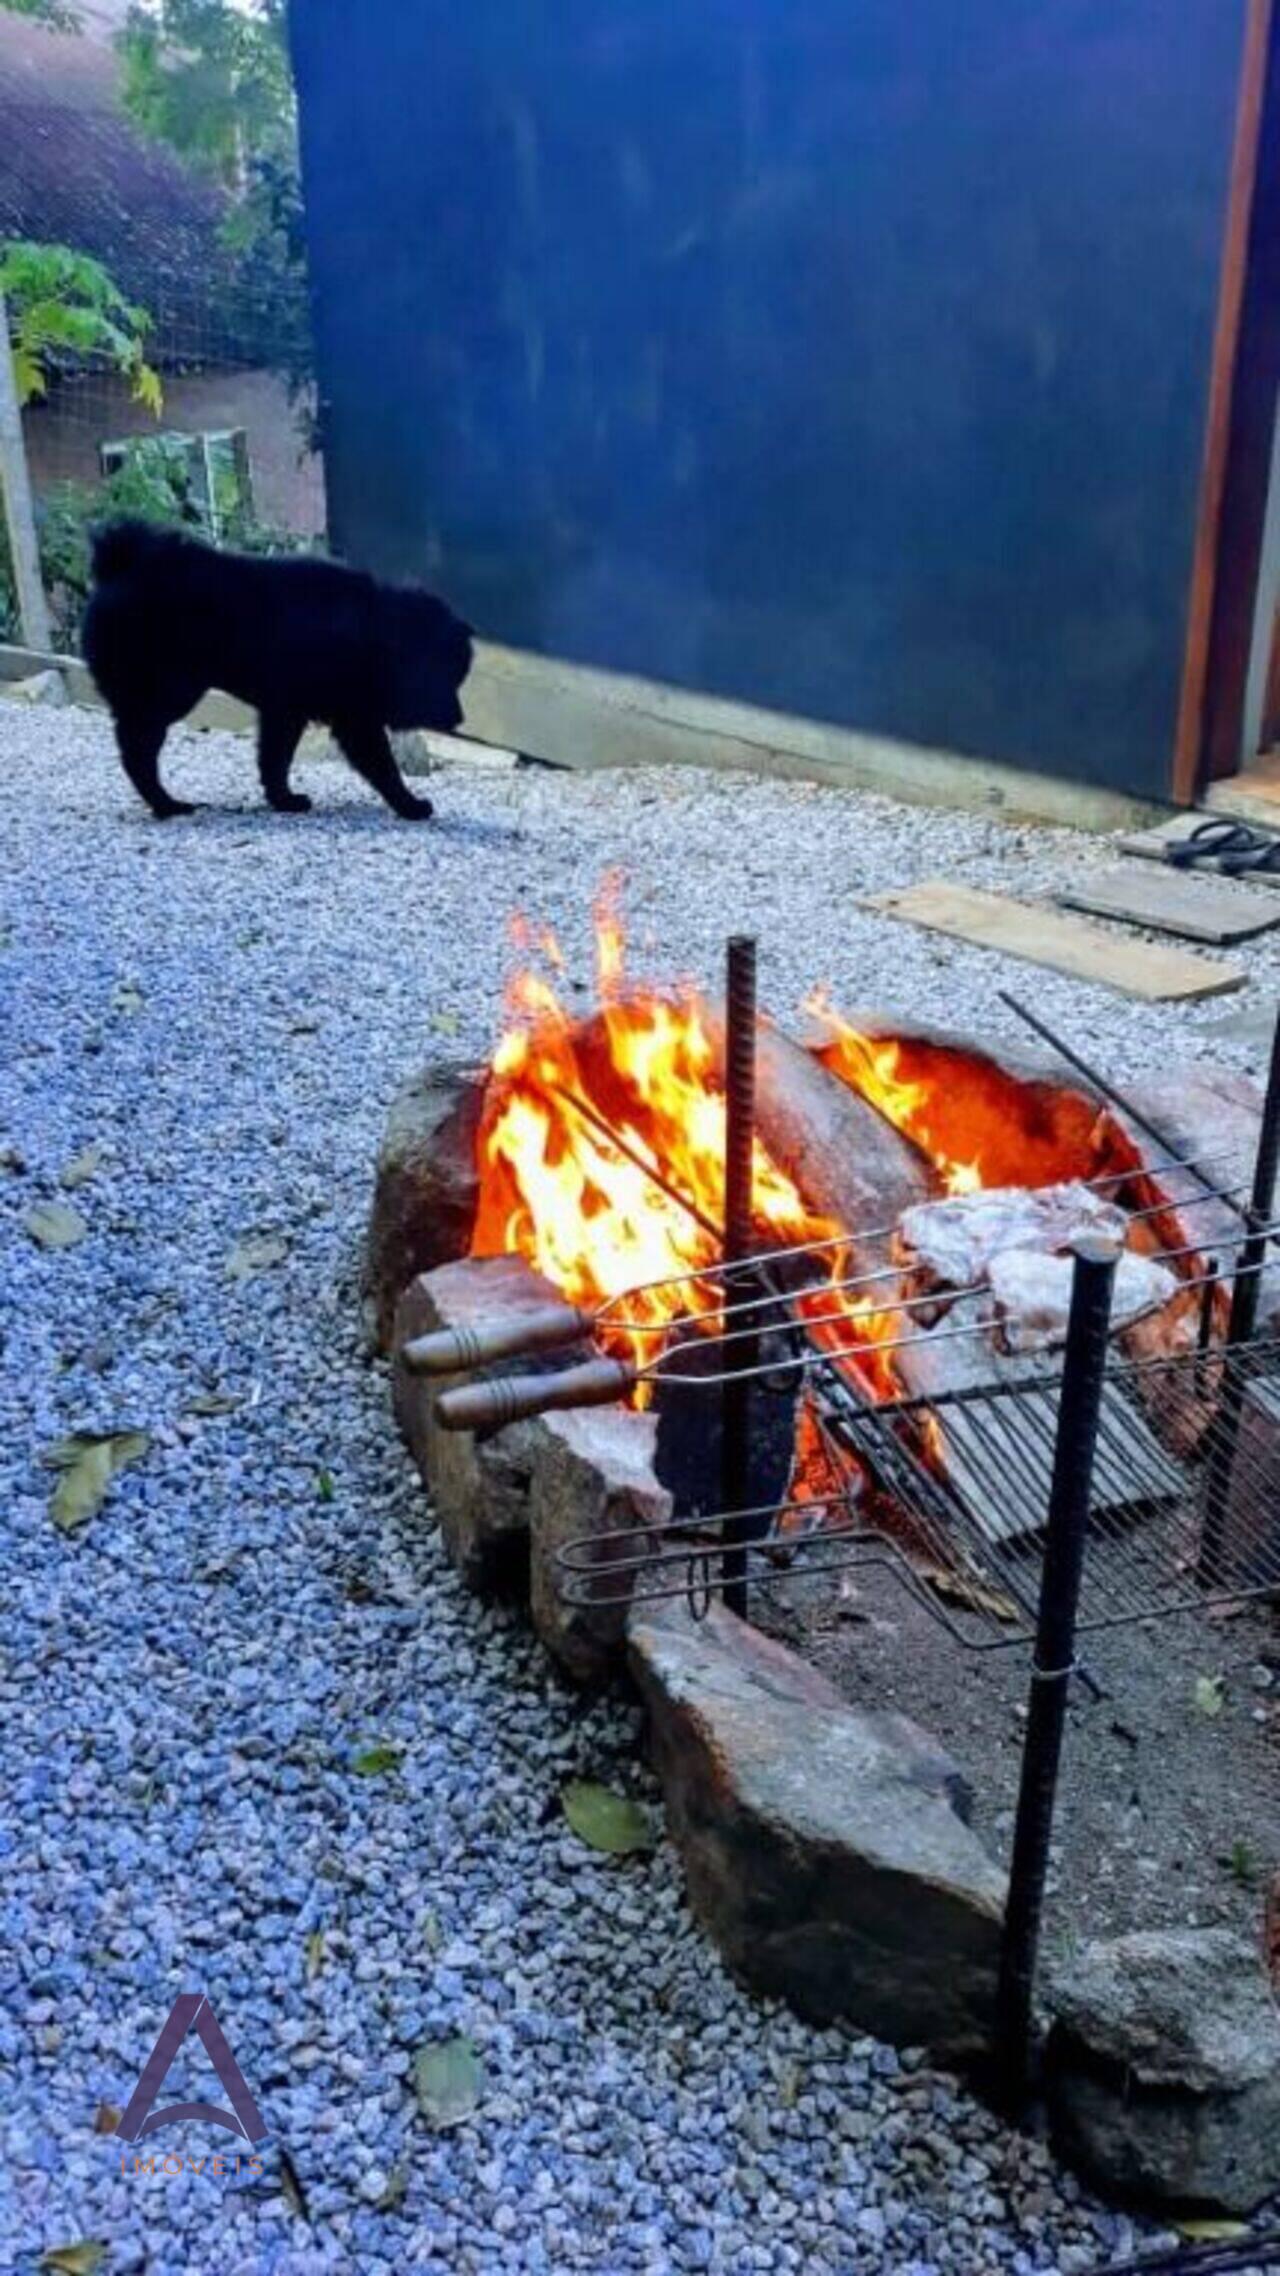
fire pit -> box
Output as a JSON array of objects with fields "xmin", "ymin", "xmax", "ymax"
[{"xmin": 370, "ymin": 897, "xmax": 1280, "ymax": 2203}]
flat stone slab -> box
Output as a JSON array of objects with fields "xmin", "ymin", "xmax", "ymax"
[
  {"xmin": 529, "ymin": 1404, "xmax": 671, "ymax": 1684},
  {"xmin": 393, "ymin": 1255, "xmax": 569, "ymax": 1590},
  {"xmin": 365, "ymin": 1063, "xmax": 486, "ymax": 1349},
  {"xmin": 629, "ymin": 1598, "xmax": 1004, "ymax": 2060},
  {"xmin": 1047, "ymin": 1928, "xmax": 1280, "ymax": 2213}
]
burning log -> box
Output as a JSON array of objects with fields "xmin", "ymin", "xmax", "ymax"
[{"xmin": 731, "ymin": 1016, "xmax": 936, "ymax": 1251}]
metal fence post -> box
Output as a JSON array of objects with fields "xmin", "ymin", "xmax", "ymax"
[
  {"xmin": 721, "ymin": 935, "xmax": 759, "ymax": 1616},
  {"xmin": 1200, "ymin": 1005, "xmax": 1280, "ymax": 1580},
  {"xmin": 0, "ymin": 288, "xmax": 53, "ymax": 656},
  {"xmin": 994, "ymin": 1235, "xmax": 1118, "ymax": 2107}
]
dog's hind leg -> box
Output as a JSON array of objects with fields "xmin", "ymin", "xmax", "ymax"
[
  {"xmin": 257, "ymin": 710, "xmax": 310, "ymax": 813},
  {"xmin": 332, "ymin": 716, "xmax": 434, "ymax": 819},
  {"xmin": 114, "ymin": 711, "xmax": 194, "ymax": 820}
]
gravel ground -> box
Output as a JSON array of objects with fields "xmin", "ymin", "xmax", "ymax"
[{"xmin": 4, "ymin": 706, "xmax": 1279, "ymax": 2276}]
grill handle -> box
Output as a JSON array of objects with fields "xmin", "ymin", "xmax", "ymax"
[
  {"xmin": 401, "ymin": 1302, "xmax": 594, "ymax": 1376},
  {"xmin": 437, "ymin": 1357, "xmax": 637, "ymax": 1431}
]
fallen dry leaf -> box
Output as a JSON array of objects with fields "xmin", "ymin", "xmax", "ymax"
[
  {"xmin": 226, "ymin": 1233, "xmax": 290, "ymax": 1280},
  {"xmin": 413, "ymin": 2037, "xmax": 484, "ymax": 2130},
  {"xmin": 919, "ymin": 1564, "xmax": 1020, "ymax": 1624},
  {"xmin": 561, "ymin": 1780, "xmax": 656, "ymax": 1856},
  {"xmin": 44, "ymin": 1430, "xmax": 151, "ymax": 1534},
  {"xmin": 59, "ymin": 1148, "xmax": 103, "ymax": 1191},
  {"xmin": 40, "ymin": 2247, "xmax": 107, "ymax": 2276},
  {"xmin": 25, "ymin": 1201, "xmax": 88, "ymax": 1251}
]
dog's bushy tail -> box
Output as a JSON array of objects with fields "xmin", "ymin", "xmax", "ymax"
[{"xmin": 90, "ymin": 519, "xmax": 175, "ymax": 585}]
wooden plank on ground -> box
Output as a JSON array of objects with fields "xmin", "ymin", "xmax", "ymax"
[
  {"xmin": 862, "ymin": 882, "xmax": 1246, "ymax": 1001},
  {"xmin": 1055, "ymin": 866, "xmax": 1280, "ymax": 944}
]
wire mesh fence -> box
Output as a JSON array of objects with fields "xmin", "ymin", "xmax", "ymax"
[{"xmin": 1, "ymin": 6, "xmax": 323, "ymax": 653}]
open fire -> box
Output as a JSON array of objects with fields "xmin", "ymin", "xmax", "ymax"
[{"xmin": 467, "ymin": 889, "xmax": 1188, "ymax": 1452}]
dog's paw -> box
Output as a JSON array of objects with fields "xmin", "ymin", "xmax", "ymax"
[
  {"xmin": 269, "ymin": 792, "xmax": 313, "ymax": 814},
  {"xmin": 395, "ymin": 796, "xmax": 435, "ymax": 821},
  {"xmin": 152, "ymin": 798, "xmax": 199, "ymax": 819}
]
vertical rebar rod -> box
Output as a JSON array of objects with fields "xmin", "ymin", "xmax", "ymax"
[
  {"xmin": 995, "ymin": 1236, "xmax": 1118, "ymax": 2109},
  {"xmin": 1199, "ymin": 1005, "xmax": 1280, "ymax": 1580},
  {"xmin": 720, "ymin": 936, "xmax": 758, "ymax": 1617}
]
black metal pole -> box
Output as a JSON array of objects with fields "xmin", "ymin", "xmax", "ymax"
[
  {"xmin": 721, "ymin": 936, "xmax": 758, "ymax": 1617},
  {"xmin": 1199, "ymin": 1005, "xmax": 1280, "ymax": 1580},
  {"xmin": 995, "ymin": 1236, "xmax": 1118, "ymax": 2109}
]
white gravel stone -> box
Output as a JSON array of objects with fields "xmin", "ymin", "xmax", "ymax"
[{"xmin": 3, "ymin": 707, "xmax": 1272, "ymax": 2275}]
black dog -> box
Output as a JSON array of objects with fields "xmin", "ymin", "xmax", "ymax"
[{"xmin": 83, "ymin": 521, "xmax": 473, "ymax": 820}]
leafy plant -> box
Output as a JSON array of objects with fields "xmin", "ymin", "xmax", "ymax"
[
  {"xmin": 0, "ymin": 1, "xmax": 81, "ymax": 28},
  {"xmin": 1, "ymin": 240, "xmax": 162, "ymax": 413},
  {"xmin": 119, "ymin": 0, "xmax": 295, "ymax": 192},
  {"xmin": 1, "ymin": 430, "xmax": 311, "ymax": 650},
  {"xmin": 116, "ymin": 2, "xmax": 313, "ymax": 404}
]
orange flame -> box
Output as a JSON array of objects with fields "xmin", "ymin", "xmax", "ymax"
[
  {"xmin": 471, "ymin": 909, "xmax": 900, "ymax": 1401},
  {"xmin": 807, "ymin": 993, "xmax": 982, "ymax": 1194}
]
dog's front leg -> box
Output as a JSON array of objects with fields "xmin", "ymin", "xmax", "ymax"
[
  {"xmin": 258, "ymin": 711, "xmax": 310, "ymax": 813},
  {"xmin": 115, "ymin": 711, "xmax": 195, "ymax": 819},
  {"xmin": 332, "ymin": 717, "xmax": 434, "ymax": 819}
]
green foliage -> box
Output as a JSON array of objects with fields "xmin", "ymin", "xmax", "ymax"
[
  {"xmin": 1, "ymin": 240, "xmax": 162, "ymax": 412},
  {"xmin": 117, "ymin": 2, "xmax": 312, "ymax": 399},
  {"xmin": 0, "ymin": 0, "xmax": 81, "ymax": 30},
  {"xmin": 1, "ymin": 434, "xmax": 315, "ymax": 649},
  {"xmin": 119, "ymin": 1, "xmax": 295, "ymax": 190}
]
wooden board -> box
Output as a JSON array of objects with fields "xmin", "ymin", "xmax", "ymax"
[
  {"xmin": 1055, "ymin": 865, "xmax": 1280, "ymax": 944},
  {"xmin": 862, "ymin": 882, "xmax": 1246, "ymax": 1001}
]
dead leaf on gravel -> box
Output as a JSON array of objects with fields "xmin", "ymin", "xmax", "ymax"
[
  {"xmin": 413, "ymin": 2037, "xmax": 484, "ymax": 2130},
  {"xmin": 561, "ymin": 1780, "xmax": 656, "ymax": 1856},
  {"xmin": 305, "ymin": 1929, "xmax": 325, "ymax": 1981},
  {"xmin": 59, "ymin": 1148, "xmax": 103, "ymax": 1191},
  {"xmin": 111, "ymin": 982, "xmax": 145, "ymax": 1015},
  {"xmin": 278, "ymin": 2147, "xmax": 311, "ymax": 2224},
  {"xmin": 919, "ymin": 1565, "xmax": 1020, "ymax": 1624},
  {"xmin": 44, "ymin": 1430, "xmax": 151, "ymax": 1533},
  {"xmin": 1193, "ymin": 1674, "xmax": 1226, "ymax": 1718},
  {"xmin": 226, "ymin": 1233, "xmax": 290, "ymax": 1280},
  {"xmin": 429, "ymin": 1011, "xmax": 460, "ymax": 1037},
  {"xmin": 40, "ymin": 2247, "xmax": 107, "ymax": 2276},
  {"xmin": 186, "ymin": 1391, "xmax": 243, "ymax": 1417},
  {"xmin": 25, "ymin": 1201, "xmax": 88, "ymax": 1250},
  {"xmin": 376, "ymin": 2164, "xmax": 409, "ymax": 2212},
  {"xmin": 349, "ymin": 1743, "xmax": 403, "ymax": 1778},
  {"xmin": 92, "ymin": 2104, "xmax": 121, "ymax": 2135}
]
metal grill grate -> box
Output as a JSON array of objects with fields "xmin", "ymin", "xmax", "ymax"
[{"xmin": 555, "ymin": 1331, "xmax": 1280, "ymax": 1647}]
